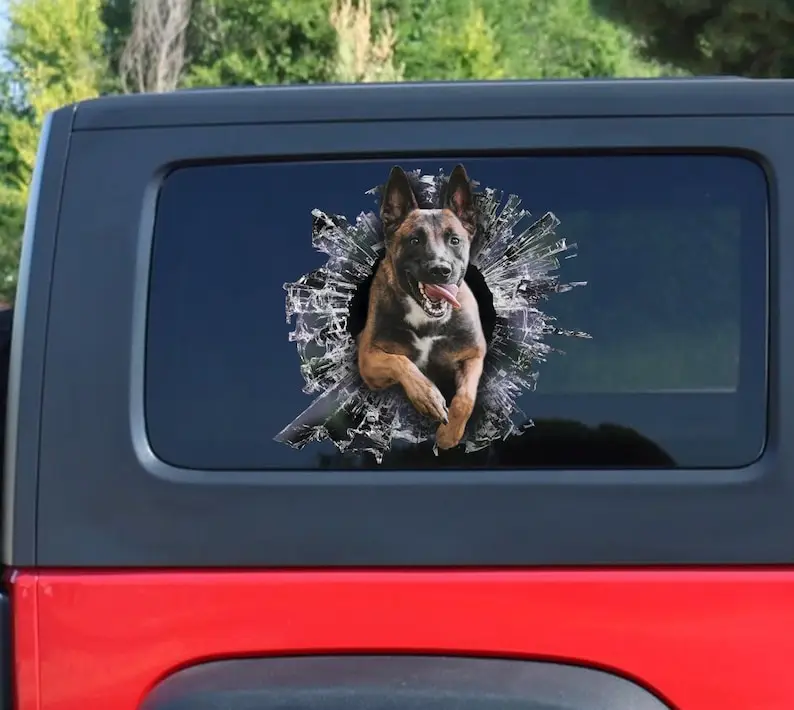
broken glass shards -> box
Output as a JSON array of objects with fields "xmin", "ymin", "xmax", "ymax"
[{"xmin": 275, "ymin": 168, "xmax": 590, "ymax": 462}]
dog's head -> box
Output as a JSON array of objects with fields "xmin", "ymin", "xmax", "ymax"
[{"xmin": 380, "ymin": 164, "xmax": 476, "ymax": 319}]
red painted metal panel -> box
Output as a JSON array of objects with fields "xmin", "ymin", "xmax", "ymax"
[{"xmin": 11, "ymin": 569, "xmax": 794, "ymax": 710}]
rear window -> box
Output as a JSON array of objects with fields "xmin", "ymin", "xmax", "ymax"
[{"xmin": 145, "ymin": 155, "xmax": 767, "ymax": 470}]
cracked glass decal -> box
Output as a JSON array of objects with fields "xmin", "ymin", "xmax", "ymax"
[{"xmin": 275, "ymin": 166, "xmax": 589, "ymax": 462}]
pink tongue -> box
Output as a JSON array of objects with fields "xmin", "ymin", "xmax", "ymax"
[{"xmin": 423, "ymin": 283, "xmax": 461, "ymax": 309}]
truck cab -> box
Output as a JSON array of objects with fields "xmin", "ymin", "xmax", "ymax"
[{"xmin": 3, "ymin": 78, "xmax": 793, "ymax": 709}]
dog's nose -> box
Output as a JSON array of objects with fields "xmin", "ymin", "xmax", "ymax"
[{"xmin": 429, "ymin": 263, "xmax": 452, "ymax": 279}]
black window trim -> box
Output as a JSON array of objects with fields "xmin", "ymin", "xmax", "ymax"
[{"xmin": 137, "ymin": 151, "xmax": 769, "ymax": 479}]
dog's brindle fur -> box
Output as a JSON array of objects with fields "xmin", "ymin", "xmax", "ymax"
[{"xmin": 357, "ymin": 165, "xmax": 487, "ymax": 449}]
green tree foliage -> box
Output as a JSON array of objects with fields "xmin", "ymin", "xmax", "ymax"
[
  {"xmin": 184, "ymin": 0, "xmax": 338, "ymax": 86},
  {"xmin": 330, "ymin": 0, "xmax": 403, "ymax": 83},
  {"xmin": 484, "ymin": 0, "xmax": 672, "ymax": 78},
  {"xmin": 437, "ymin": 4, "xmax": 505, "ymax": 80},
  {"xmin": 100, "ymin": 0, "xmax": 132, "ymax": 92},
  {"xmin": 593, "ymin": 0, "xmax": 794, "ymax": 76},
  {"xmin": 389, "ymin": 0, "xmax": 667, "ymax": 81},
  {"xmin": 0, "ymin": 0, "xmax": 106, "ymax": 301},
  {"xmin": 102, "ymin": 0, "xmax": 339, "ymax": 88},
  {"xmin": 390, "ymin": 1, "xmax": 505, "ymax": 80},
  {"xmin": 6, "ymin": 0, "xmax": 105, "ymax": 185},
  {"xmin": 98, "ymin": 0, "xmax": 668, "ymax": 87}
]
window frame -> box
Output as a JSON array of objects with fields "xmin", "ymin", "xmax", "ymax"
[{"xmin": 144, "ymin": 154, "xmax": 767, "ymax": 471}]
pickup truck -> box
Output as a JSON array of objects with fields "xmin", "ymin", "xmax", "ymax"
[{"xmin": 2, "ymin": 78, "xmax": 793, "ymax": 710}]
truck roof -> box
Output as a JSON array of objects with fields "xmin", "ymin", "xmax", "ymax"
[{"xmin": 71, "ymin": 77, "xmax": 794, "ymax": 131}]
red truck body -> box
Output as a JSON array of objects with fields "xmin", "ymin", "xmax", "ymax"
[{"xmin": 11, "ymin": 570, "xmax": 794, "ymax": 710}]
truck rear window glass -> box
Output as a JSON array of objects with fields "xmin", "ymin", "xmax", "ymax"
[{"xmin": 145, "ymin": 155, "xmax": 767, "ymax": 470}]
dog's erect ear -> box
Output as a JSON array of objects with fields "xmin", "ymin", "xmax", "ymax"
[
  {"xmin": 445, "ymin": 164, "xmax": 476, "ymax": 235},
  {"xmin": 381, "ymin": 166, "xmax": 418, "ymax": 233}
]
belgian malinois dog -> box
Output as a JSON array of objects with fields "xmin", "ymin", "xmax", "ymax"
[{"xmin": 357, "ymin": 164, "xmax": 487, "ymax": 449}]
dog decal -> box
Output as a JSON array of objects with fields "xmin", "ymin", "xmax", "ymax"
[
  {"xmin": 357, "ymin": 165, "xmax": 486, "ymax": 449},
  {"xmin": 276, "ymin": 165, "xmax": 589, "ymax": 463}
]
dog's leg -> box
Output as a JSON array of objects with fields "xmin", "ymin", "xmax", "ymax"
[
  {"xmin": 436, "ymin": 352, "xmax": 484, "ymax": 450},
  {"xmin": 359, "ymin": 344, "xmax": 449, "ymax": 424}
]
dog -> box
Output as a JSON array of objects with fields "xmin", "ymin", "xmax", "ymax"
[{"xmin": 357, "ymin": 164, "xmax": 487, "ymax": 450}]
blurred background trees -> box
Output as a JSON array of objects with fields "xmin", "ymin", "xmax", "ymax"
[
  {"xmin": 0, "ymin": 0, "xmax": 785, "ymax": 301},
  {"xmin": 594, "ymin": 0, "xmax": 794, "ymax": 77}
]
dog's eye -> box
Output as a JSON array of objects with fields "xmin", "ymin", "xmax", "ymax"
[
  {"xmin": 449, "ymin": 236, "xmax": 461, "ymax": 246},
  {"xmin": 410, "ymin": 236, "xmax": 421, "ymax": 246}
]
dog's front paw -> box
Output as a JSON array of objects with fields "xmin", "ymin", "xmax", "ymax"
[
  {"xmin": 436, "ymin": 420, "xmax": 465, "ymax": 449},
  {"xmin": 435, "ymin": 393, "xmax": 475, "ymax": 450},
  {"xmin": 403, "ymin": 376, "xmax": 449, "ymax": 424}
]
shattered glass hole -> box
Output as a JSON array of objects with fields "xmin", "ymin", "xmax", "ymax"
[{"xmin": 275, "ymin": 168, "xmax": 590, "ymax": 463}]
